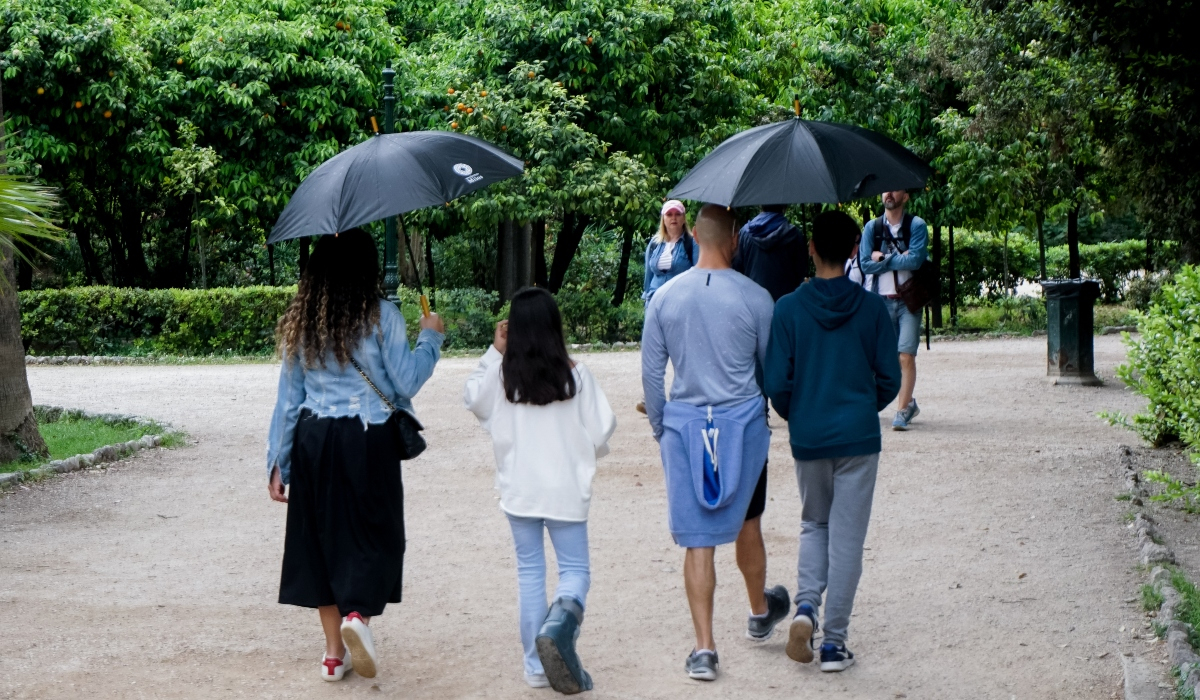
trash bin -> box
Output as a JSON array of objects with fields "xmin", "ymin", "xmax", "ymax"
[{"xmin": 1043, "ymin": 279, "xmax": 1101, "ymax": 386}]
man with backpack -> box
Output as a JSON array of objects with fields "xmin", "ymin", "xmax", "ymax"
[{"xmin": 858, "ymin": 190, "xmax": 929, "ymax": 431}]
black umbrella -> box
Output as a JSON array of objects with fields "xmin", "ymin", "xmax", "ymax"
[
  {"xmin": 668, "ymin": 118, "xmax": 932, "ymax": 207},
  {"xmin": 268, "ymin": 131, "xmax": 524, "ymax": 243}
]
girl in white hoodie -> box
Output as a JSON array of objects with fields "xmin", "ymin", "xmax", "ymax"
[{"xmin": 464, "ymin": 287, "xmax": 617, "ymax": 694}]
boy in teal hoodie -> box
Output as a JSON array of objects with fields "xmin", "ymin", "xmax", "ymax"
[{"xmin": 764, "ymin": 210, "xmax": 901, "ymax": 672}]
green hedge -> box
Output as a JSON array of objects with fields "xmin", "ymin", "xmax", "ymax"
[
  {"xmin": 1118, "ymin": 265, "xmax": 1200, "ymax": 451},
  {"xmin": 20, "ymin": 285, "xmax": 646, "ymax": 356},
  {"xmin": 943, "ymin": 234, "xmax": 1168, "ymax": 304},
  {"xmin": 19, "ymin": 286, "xmax": 295, "ymax": 356}
]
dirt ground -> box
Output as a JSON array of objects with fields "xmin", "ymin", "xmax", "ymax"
[{"xmin": 0, "ymin": 336, "xmax": 1157, "ymax": 699}]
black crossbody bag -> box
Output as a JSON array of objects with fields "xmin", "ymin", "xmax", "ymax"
[{"xmin": 349, "ymin": 358, "xmax": 427, "ymax": 460}]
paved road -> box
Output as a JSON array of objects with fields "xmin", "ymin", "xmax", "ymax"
[{"xmin": 1, "ymin": 336, "xmax": 1151, "ymax": 698}]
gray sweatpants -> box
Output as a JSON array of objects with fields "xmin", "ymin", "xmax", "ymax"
[{"xmin": 793, "ymin": 453, "xmax": 879, "ymax": 645}]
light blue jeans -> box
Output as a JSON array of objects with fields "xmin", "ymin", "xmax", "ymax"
[{"xmin": 506, "ymin": 514, "xmax": 591, "ymax": 676}]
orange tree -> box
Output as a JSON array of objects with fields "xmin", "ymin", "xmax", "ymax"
[{"xmin": 396, "ymin": 0, "xmax": 769, "ymax": 304}]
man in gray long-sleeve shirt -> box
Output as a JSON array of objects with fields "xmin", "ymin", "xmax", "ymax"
[{"xmin": 641, "ymin": 204, "xmax": 788, "ymax": 682}]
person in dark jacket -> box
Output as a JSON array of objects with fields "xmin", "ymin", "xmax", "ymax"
[
  {"xmin": 734, "ymin": 204, "xmax": 807, "ymax": 301},
  {"xmin": 763, "ymin": 210, "xmax": 901, "ymax": 674}
]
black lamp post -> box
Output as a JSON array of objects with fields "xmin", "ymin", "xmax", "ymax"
[{"xmin": 381, "ymin": 62, "xmax": 400, "ymax": 302}]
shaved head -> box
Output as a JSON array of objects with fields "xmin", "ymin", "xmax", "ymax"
[{"xmin": 693, "ymin": 204, "xmax": 736, "ymax": 246}]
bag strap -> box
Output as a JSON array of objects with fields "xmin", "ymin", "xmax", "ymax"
[
  {"xmin": 682, "ymin": 230, "xmax": 694, "ymax": 263},
  {"xmin": 349, "ymin": 357, "xmax": 396, "ymax": 412}
]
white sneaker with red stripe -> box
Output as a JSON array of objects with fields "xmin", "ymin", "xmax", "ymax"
[
  {"xmin": 320, "ymin": 646, "xmax": 353, "ymax": 682},
  {"xmin": 340, "ymin": 612, "xmax": 378, "ymax": 678}
]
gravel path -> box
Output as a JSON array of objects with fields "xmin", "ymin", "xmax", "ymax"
[{"xmin": 1, "ymin": 336, "xmax": 1150, "ymax": 699}]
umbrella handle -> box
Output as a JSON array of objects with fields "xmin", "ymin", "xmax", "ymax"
[{"xmin": 419, "ymin": 294, "xmax": 431, "ymax": 318}]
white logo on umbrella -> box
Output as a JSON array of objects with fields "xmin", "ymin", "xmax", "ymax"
[{"xmin": 453, "ymin": 163, "xmax": 474, "ymax": 176}]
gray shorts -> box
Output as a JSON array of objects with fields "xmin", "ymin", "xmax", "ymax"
[{"xmin": 883, "ymin": 297, "xmax": 920, "ymax": 355}]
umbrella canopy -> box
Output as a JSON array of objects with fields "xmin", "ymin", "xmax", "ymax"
[
  {"xmin": 668, "ymin": 118, "xmax": 932, "ymax": 208},
  {"xmin": 268, "ymin": 131, "xmax": 523, "ymax": 243}
]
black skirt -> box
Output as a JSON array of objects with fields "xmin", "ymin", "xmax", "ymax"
[{"xmin": 279, "ymin": 409, "xmax": 405, "ymax": 617}]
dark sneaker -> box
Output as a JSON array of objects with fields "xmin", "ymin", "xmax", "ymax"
[
  {"xmin": 819, "ymin": 642, "xmax": 855, "ymax": 672},
  {"xmin": 907, "ymin": 398, "xmax": 920, "ymax": 422},
  {"xmin": 786, "ymin": 603, "xmax": 819, "ymax": 663},
  {"xmin": 893, "ymin": 399, "xmax": 919, "ymax": 430},
  {"xmin": 746, "ymin": 585, "xmax": 790, "ymax": 641},
  {"xmin": 536, "ymin": 597, "xmax": 593, "ymax": 694},
  {"xmin": 685, "ymin": 649, "xmax": 719, "ymax": 681}
]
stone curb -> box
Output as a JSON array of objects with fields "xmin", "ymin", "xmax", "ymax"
[
  {"xmin": 1120, "ymin": 444, "xmax": 1198, "ymax": 698},
  {"xmin": 0, "ymin": 406, "xmax": 173, "ymax": 490}
]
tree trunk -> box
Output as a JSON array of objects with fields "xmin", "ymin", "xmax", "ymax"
[
  {"xmin": 1036, "ymin": 208, "xmax": 1047, "ymax": 280},
  {"xmin": 399, "ymin": 220, "xmax": 419, "ymax": 288},
  {"xmin": 1003, "ymin": 229, "xmax": 1010, "ymax": 294},
  {"xmin": 931, "ymin": 223, "xmax": 943, "ymax": 327},
  {"xmin": 267, "ymin": 243, "xmax": 276, "ymax": 286},
  {"xmin": 516, "ymin": 221, "xmax": 532, "ymax": 289},
  {"xmin": 948, "ymin": 224, "xmax": 957, "ymax": 327},
  {"xmin": 77, "ymin": 226, "xmax": 106, "ymax": 285},
  {"xmin": 532, "ymin": 219, "xmax": 547, "ymax": 287},
  {"xmin": 1067, "ymin": 204, "xmax": 1081, "ymax": 279},
  {"xmin": 0, "ymin": 77, "xmax": 49, "ymax": 460},
  {"xmin": 497, "ymin": 219, "xmax": 517, "ymax": 302},
  {"xmin": 612, "ymin": 225, "xmax": 635, "ymax": 308},
  {"xmin": 298, "ymin": 237, "xmax": 310, "ymax": 277},
  {"xmin": 119, "ymin": 198, "xmax": 151, "ymax": 286},
  {"xmin": 548, "ymin": 213, "xmax": 589, "ymax": 293}
]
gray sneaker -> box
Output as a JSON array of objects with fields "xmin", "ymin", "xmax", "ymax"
[
  {"xmin": 746, "ymin": 585, "xmax": 790, "ymax": 641},
  {"xmin": 892, "ymin": 399, "xmax": 919, "ymax": 431},
  {"xmin": 685, "ymin": 649, "xmax": 719, "ymax": 681}
]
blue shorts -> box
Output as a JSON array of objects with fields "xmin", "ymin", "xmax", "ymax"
[{"xmin": 883, "ymin": 297, "xmax": 920, "ymax": 355}]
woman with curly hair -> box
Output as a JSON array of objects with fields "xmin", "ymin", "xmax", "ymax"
[{"xmin": 266, "ymin": 228, "xmax": 445, "ymax": 682}]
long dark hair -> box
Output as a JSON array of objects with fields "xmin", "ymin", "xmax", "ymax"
[
  {"xmin": 276, "ymin": 228, "xmax": 383, "ymax": 368},
  {"xmin": 502, "ymin": 287, "xmax": 576, "ymax": 405}
]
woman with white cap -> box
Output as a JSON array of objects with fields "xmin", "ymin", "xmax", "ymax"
[
  {"xmin": 636, "ymin": 200, "xmax": 697, "ymax": 414},
  {"xmin": 642, "ymin": 200, "xmax": 697, "ymax": 302}
]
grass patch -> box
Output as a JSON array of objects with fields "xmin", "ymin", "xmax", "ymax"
[
  {"xmin": 933, "ymin": 302, "xmax": 1136, "ymax": 337},
  {"xmin": 1116, "ymin": 492, "xmax": 1134, "ymax": 501},
  {"xmin": 0, "ymin": 414, "xmax": 178, "ymax": 475},
  {"xmin": 1170, "ymin": 569, "xmax": 1200, "ymax": 649},
  {"xmin": 1142, "ymin": 583, "xmax": 1165, "ymax": 611}
]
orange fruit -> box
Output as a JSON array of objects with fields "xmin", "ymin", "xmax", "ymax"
[
  {"xmin": 218, "ymin": 36, "xmax": 223, "ymax": 42},
  {"xmin": 231, "ymin": 82, "xmax": 238, "ymax": 89},
  {"xmin": 108, "ymin": 70, "xmax": 114, "ymax": 77},
  {"xmin": 457, "ymin": 102, "xmax": 465, "ymax": 111},
  {"xmin": 466, "ymin": 107, "xmax": 474, "ymax": 114},
  {"xmin": 335, "ymin": 21, "xmax": 344, "ymax": 29},
  {"xmin": 528, "ymin": 71, "xmax": 535, "ymax": 78},
  {"xmin": 447, "ymin": 87, "xmax": 455, "ymax": 95},
  {"xmin": 103, "ymin": 110, "xmax": 112, "ymax": 118},
  {"xmin": 443, "ymin": 105, "xmax": 449, "ymax": 111},
  {"xmin": 480, "ymin": 90, "xmax": 487, "ymax": 97},
  {"xmin": 501, "ymin": 125, "xmax": 507, "ymax": 131},
  {"xmin": 586, "ymin": 36, "xmax": 593, "ymax": 45},
  {"xmin": 451, "ymin": 121, "xmax": 459, "ymax": 129},
  {"xmin": 281, "ymin": 100, "xmax": 287, "ymax": 107},
  {"xmin": 176, "ymin": 58, "xmax": 183, "ymax": 65},
  {"xmin": 74, "ymin": 100, "xmax": 83, "ymax": 109},
  {"xmin": 36, "ymin": 87, "xmax": 44, "ymax": 95}
]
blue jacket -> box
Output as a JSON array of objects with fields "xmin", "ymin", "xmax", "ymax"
[
  {"xmin": 764, "ymin": 276, "xmax": 901, "ymax": 460},
  {"xmin": 266, "ymin": 300, "xmax": 445, "ymax": 483},
  {"xmin": 658, "ymin": 396, "xmax": 770, "ymax": 547},
  {"xmin": 858, "ymin": 214, "xmax": 928, "ymax": 293},
  {"xmin": 642, "ymin": 234, "xmax": 697, "ymax": 301},
  {"xmin": 734, "ymin": 212, "xmax": 807, "ymax": 301}
]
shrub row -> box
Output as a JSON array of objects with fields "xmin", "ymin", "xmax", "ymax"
[
  {"xmin": 19, "ymin": 285, "xmax": 647, "ymax": 356},
  {"xmin": 942, "ymin": 234, "xmax": 1168, "ymax": 304}
]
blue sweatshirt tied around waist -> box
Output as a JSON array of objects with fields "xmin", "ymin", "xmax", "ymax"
[{"xmin": 764, "ymin": 276, "xmax": 902, "ymax": 461}]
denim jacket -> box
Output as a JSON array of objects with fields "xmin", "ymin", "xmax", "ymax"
[
  {"xmin": 266, "ymin": 299, "xmax": 445, "ymax": 484},
  {"xmin": 642, "ymin": 234, "xmax": 698, "ymax": 301}
]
